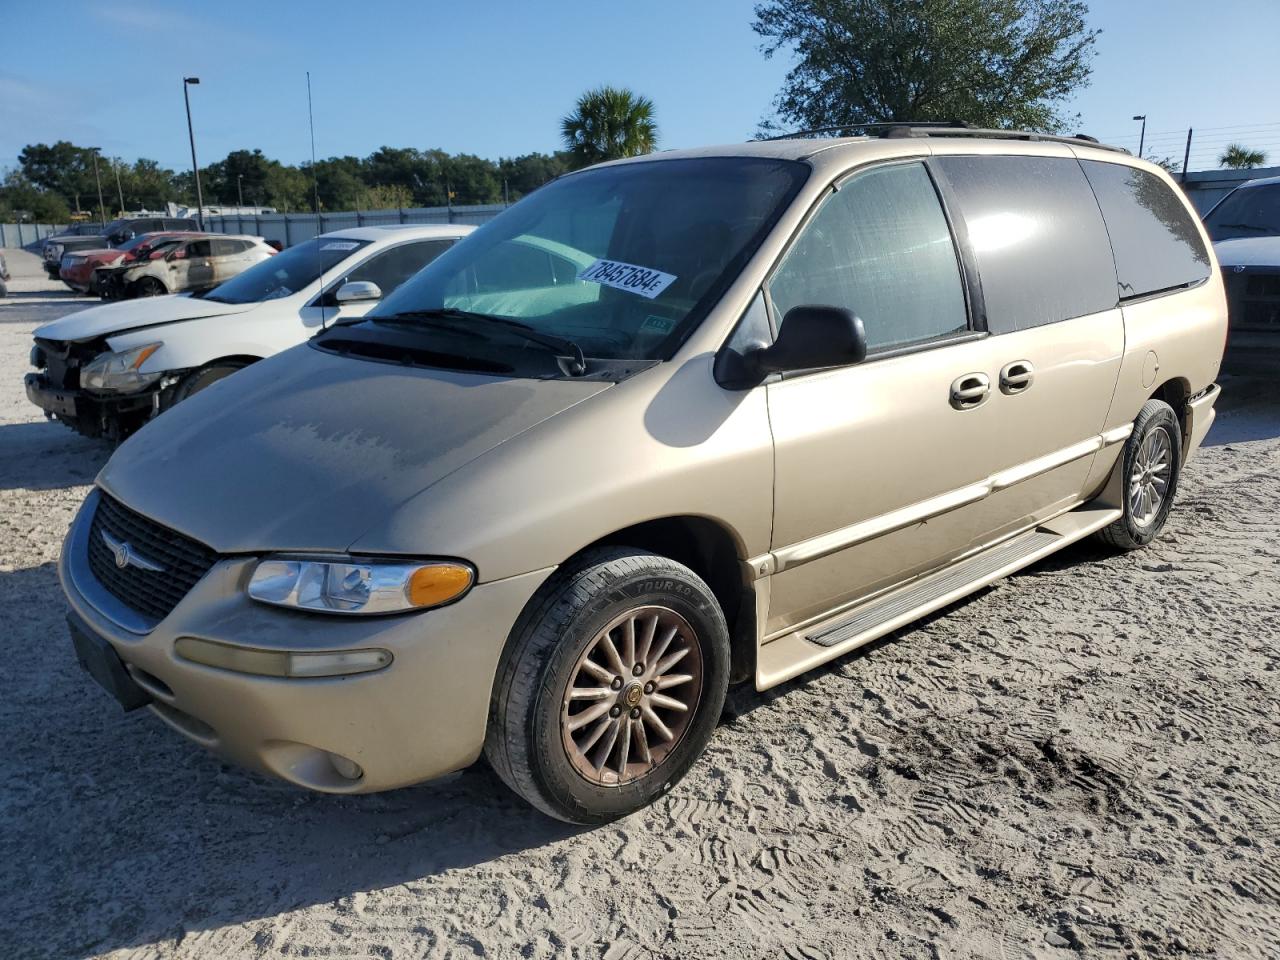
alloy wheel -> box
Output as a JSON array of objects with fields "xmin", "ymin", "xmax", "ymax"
[
  {"xmin": 561, "ymin": 606, "xmax": 704, "ymax": 786},
  {"xmin": 1129, "ymin": 426, "xmax": 1173, "ymax": 526}
]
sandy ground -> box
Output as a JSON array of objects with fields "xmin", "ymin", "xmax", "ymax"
[{"xmin": 2, "ymin": 247, "xmax": 1279, "ymax": 960}]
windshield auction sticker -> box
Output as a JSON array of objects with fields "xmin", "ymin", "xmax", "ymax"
[
  {"xmin": 321, "ymin": 241, "xmax": 360, "ymax": 251},
  {"xmin": 578, "ymin": 259, "xmax": 677, "ymax": 300}
]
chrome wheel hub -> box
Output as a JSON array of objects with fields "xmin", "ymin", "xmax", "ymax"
[
  {"xmin": 1129, "ymin": 427, "xmax": 1173, "ymax": 527},
  {"xmin": 561, "ymin": 606, "xmax": 703, "ymax": 786}
]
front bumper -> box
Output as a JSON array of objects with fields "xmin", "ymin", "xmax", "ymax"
[
  {"xmin": 25, "ymin": 372, "xmax": 158, "ymax": 435},
  {"xmin": 59, "ymin": 490, "xmax": 553, "ymax": 793}
]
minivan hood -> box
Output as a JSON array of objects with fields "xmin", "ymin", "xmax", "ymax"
[
  {"xmin": 35, "ymin": 295, "xmax": 257, "ymax": 342},
  {"xmin": 1212, "ymin": 236, "xmax": 1280, "ymax": 269},
  {"xmin": 98, "ymin": 344, "xmax": 610, "ymax": 555}
]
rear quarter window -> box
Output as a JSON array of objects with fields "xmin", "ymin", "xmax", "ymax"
[
  {"xmin": 1081, "ymin": 160, "xmax": 1211, "ymax": 299},
  {"xmin": 934, "ymin": 155, "xmax": 1117, "ymax": 333}
]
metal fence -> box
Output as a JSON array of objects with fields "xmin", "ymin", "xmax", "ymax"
[
  {"xmin": 202, "ymin": 205, "xmax": 507, "ymax": 247},
  {"xmin": 0, "ymin": 222, "xmax": 79, "ymax": 248},
  {"xmin": 0, "ymin": 204, "xmax": 507, "ymax": 249}
]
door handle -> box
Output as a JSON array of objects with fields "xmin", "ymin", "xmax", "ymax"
[
  {"xmin": 950, "ymin": 372, "xmax": 990, "ymax": 410},
  {"xmin": 999, "ymin": 360, "xmax": 1035, "ymax": 395}
]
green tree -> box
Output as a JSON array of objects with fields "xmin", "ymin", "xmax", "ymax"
[
  {"xmin": 498, "ymin": 151, "xmax": 572, "ymax": 200},
  {"xmin": 1219, "ymin": 144, "xmax": 1268, "ymax": 170},
  {"xmin": 0, "ymin": 171, "xmax": 72, "ymax": 222},
  {"xmin": 560, "ymin": 87, "xmax": 658, "ymax": 170},
  {"xmin": 18, "ymin": 141, "xmax": 100, "ymax": 212},
  {"xmin": 752, "ymin": 0, "xmax": 1098, "ymax": 134}
]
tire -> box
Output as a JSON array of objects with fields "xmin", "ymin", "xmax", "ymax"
[
  {"xmin": 485, "ymin": 547, "xmax": 730, "ymax": 825},
  {"xmin": 134, "ymin": 277, "xmax": 167, "ymax": 298},
  {"xmin": 1095, "ymin": 399, "xmax": 1183, "ymax": 550},
  {"xmin": 0, "ymin": 280, "xmax": 7, "ymax": 298},
  {"xmin": 169, "ymin": 361, "xmax": 251, "ymax": 406}
]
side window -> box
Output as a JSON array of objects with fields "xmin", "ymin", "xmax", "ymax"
[
  {"xmin": 934, "ymin": 155, "xmax": 1117, "ymax": 333},
  {"xmin": 211, "ymin": 238, "xmax": 242, "ymax": 257},
  {"xmin": 1081, "ymin": 160, "xmax": 1210, "ymax": 299},
  {"xmin": 186, "ymin": 240, "xmax": 213, "ymax": 258},
  {"xmin": 768, "ymin": 162, "xmax": 969, "ymax": 353},
  {"xmin": 343, "ymin": 240, "xmax": 453, "ymax": 296}
]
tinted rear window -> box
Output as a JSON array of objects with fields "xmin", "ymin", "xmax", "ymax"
[
  {"xmin": 1081, "ymin": 160, "xmax": 1210, "ymax": 299},
  {"xmin": 935, "ymin": 155, "xmax": 1117, "ymax": 333}
]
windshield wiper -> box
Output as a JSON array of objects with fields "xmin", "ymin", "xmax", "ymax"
[
  {"xmin": 377, "ymin": 308, "xmax": 588, "ymax": 376},
  {"xmin": 1215, "ymin": 222, "xmax": 1270, "ymax": 233}
]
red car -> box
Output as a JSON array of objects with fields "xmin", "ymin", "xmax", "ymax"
[{"xmin": 59, "ymin": 232, "xmax": 203, "ymax": 294}]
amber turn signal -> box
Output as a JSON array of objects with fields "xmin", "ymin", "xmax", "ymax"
[{"xmin": 406, "ymin": 563, "xmax": 475, "ymax": 608}]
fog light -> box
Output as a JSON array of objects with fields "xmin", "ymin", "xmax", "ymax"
[
  {"xmin": 175, "ymin": 637, "xmax": 393, "ymax": 677},
  {"xmin": 328, "ymin": 752, "xmax": 363, "ymax": 781}
]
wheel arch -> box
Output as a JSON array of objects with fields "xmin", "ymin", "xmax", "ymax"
[
  {"xmin": 1149, "ymin": 376, "xmax": 1191, "ymax": 458},
  {"xmin": 553, "ymin": 515, "xmax": 757, "ymax": 686}
]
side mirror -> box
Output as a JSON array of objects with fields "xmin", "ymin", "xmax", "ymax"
[
  {"xmin": 745, "ymin": 305, "xmax": 867, "ymax": 377},
  {"xmin": 335, "ymin": 280, "xmax": 383, "ymax": 304}
]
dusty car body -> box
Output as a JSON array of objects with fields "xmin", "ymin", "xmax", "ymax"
[
  {"xmin": 98, "ymin": 234, "xmax": 274, "ymax": 299},
  {"xmin": 59, "ymin": 130, "xmax": 1226, "ymax": 824}
]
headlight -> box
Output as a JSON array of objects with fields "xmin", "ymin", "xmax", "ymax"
[
  {"xmin": 80, "ymin": 342, "xmax": 163, "ymax": 392},
  {"xmin": 247, "ymin": 556, "xmax": 475, "ymax": 615}
]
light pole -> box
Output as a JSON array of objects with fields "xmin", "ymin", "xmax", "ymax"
[
  {"xmin": 90, "ymin": 147, "xmax": 106, "ymax": 226},
  {"xmin": 1133, "ymin": 114, "xmax": 1147, "ymax": 158},
  {"xmin": 237, "ymin": 174, "xmax": 244, "ymax": 207},
  {"xmin": 183, "ymin": 77, "xmax": 205, "ymax": 229},
  {"xmin": 113, "ymin": 159, "xmax": 125, "ymax": 215}
]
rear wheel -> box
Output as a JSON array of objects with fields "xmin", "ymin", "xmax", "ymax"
[
  {"xmin": 1095, "ymin": 399, "xmax": 1182, "ymax": 550},
  {"xmin": 485, "ymin": 548, "xmax": 730, "ymax": 824}
]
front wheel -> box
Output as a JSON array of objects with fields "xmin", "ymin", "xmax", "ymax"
[
  {"xmin": 134, "ymin": 277, "xmax": 167, "ymax": 297},
  {"xmin": 169, "ymin": 360, "xmax": 251, "ymax": 407},
  {"xmin": 485, "ymin": 548, "xmax": 730, "ymax": 824},
  {"xmin": 1095, "ymin": 399, "xmax": 1183, "ymax": 550}
]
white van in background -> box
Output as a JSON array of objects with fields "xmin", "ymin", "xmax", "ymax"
[{"xmin": 25, "ymin": 224, "xmax": 473, "ymax": 440}]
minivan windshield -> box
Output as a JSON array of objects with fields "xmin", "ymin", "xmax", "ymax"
[
  {"xmin": 368, "ymin": 157, "xmax": 809, "ymax": 361},
  {"xmin": 1204, "ymin": 183, "xmax": 1280, "ymax": 241},
  {"xmin": 203, "ymin": 236, "xmax": 371, "ymax": 304}
]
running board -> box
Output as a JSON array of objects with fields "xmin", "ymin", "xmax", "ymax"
[{"xmin": 755, "ymin": 503, "xmax": 1122, "ymax": 691}]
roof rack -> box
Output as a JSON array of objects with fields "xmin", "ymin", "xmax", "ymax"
[{"xmin": 761, "ymin": 122, "xmax": 1128, "ymax": 154}]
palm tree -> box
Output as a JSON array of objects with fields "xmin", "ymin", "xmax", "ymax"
[
  {"xmin": 1219, "ymin": 144, "xmax": 1268, "ymax": 170},
  {"xmin": 560, "ymin": 87, "xmax": 658, "ymax": 170}
]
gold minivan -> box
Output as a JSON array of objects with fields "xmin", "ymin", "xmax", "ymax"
[{"xmin": 60, "ymin": 128, "xmax": 1225, "ymax": 823}]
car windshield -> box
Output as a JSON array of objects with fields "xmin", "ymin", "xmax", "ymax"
[
  {"xmin": 369, "ymin": 157, "xmax": 809, "ymax": 361},
  {"xmin": 203, "ymin": 236, "xmax": 371, "ymax": 304},
  {"xmin": 1204, "ymin": 183, "xmax": 1280, "ymax": 241}
]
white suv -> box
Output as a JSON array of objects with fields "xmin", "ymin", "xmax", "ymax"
[{"xmin": 26, "ymin": 224, "xmax": 472, "ymax": 440}]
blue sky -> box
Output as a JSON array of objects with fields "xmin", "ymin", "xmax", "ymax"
[{"xmin": 3, "ymin": 0, "xmax": 1278, "ymax": 175}]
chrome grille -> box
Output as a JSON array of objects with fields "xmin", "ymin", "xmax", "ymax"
[{"xmin": 86, "ymin": 493, "xmax": 218, "ymax": 624}]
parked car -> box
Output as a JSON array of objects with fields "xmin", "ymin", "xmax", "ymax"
[
  {"xmin": 27, "ymin": 224, "xmax": 470, "ymax": 439},
  {"xmin": 43, "ymin": 234, "xmax": 118, "ymax": 279},
  {"xmin": 1203, "ymin": 175, "xmax": 1280, "ymax": 344},
  {"xmin": 59, "ymin": 231, "xmax": 202, "ymax": 294},
  {"xmin": 41, "ymin": 218, "xmax": 199, "ymax": 277},
  {"xmin": 57, "ymin": 131, "xmax": 1225, "ymax": 823},
  {"xmin": 94, "ymin": 234, "xmax": 276, "ymax": 299},
  {"xmin": 0, "ymin": 251, "xmax": 9, "ymax": 297}
]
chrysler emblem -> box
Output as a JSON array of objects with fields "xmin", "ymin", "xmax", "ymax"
[{"xmin": 100, "ymin": 530, "xmax": 165, "ymax": 573}]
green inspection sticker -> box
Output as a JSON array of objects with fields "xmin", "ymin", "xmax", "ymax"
[{"xmin": 640, "ymin": 315, "xmax": 676, "ymax": 335}]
